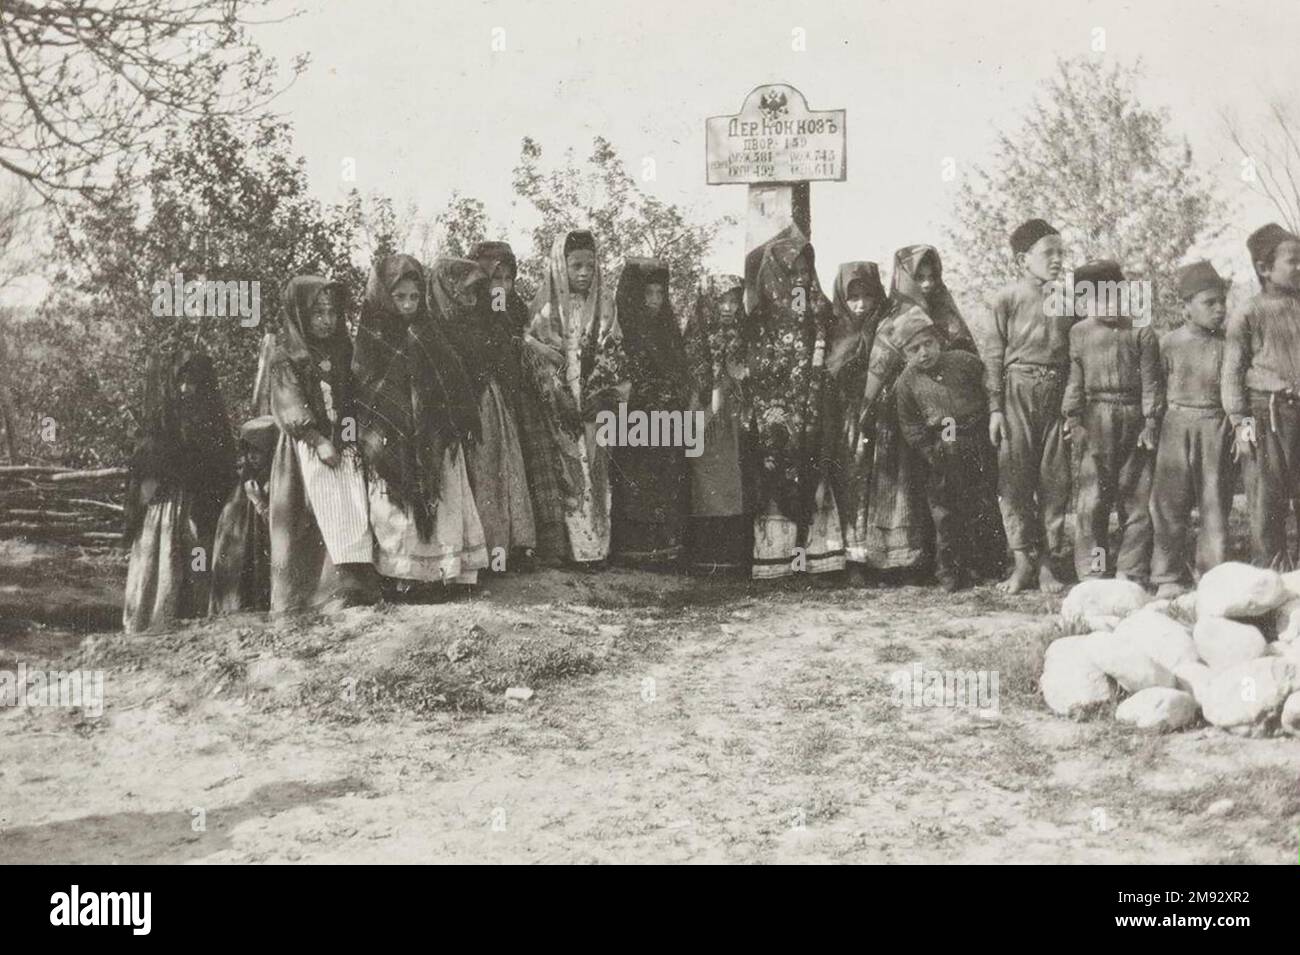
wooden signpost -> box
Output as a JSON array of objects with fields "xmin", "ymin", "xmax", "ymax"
[{"xmin": 706, "ymin": 83, "xmax": 846, "ymax": 254}]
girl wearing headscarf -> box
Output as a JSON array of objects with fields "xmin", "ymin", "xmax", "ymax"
[
  {"xmin": 743, "ymin": 226, "xmax": 846, "ymax": 580},
  {"xmin": 859, "ymin": 244, "xmax": 974, "ymax": 573},
  {"xmin": 430, "ymin": 256, "xmax": 536, "ymax": 570},
  {"xmin": 209, "ymin": 333, "xmax": 276, "ymax": 615},
  {"xmin": 519, "ymin": 229, "xmax": 629, "ymax": 565},
  {"xmin": 265, "ymin": 275, "xmax": 378, "ymax": 611},
  {"xmin": 468, "ymin": 241, "xmax": 532, "ymax": 335},
  {"xmin": 683, "ymin": 272, "xmax": 752, "ymax": 573},
  {"xmin": 123, "ymin": 345, "xmax": 235, "ymax": 632},
  {"xmin": 354, "ymin": 254, "xmax": 488, "ymax": 589},
  {"xmin": 609, "ymin": 258, "xmax": 691, "ymax": 564},
  {"xmin": 825, "ymin": 261, "xmax": 889, "ymax": 585}
]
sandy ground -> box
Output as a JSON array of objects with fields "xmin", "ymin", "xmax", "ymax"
[{"xmin": 1, "ymin": 540, "xmax": 1298, "ymax": 864}]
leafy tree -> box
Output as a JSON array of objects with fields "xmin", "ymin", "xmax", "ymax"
[
  {"xmin": 946, "ymin": 57, "xmax": 1226, "ymax": 328},
  {"xmin": 512, "ymin": 136, "xmax": 735, "ymax": 318},
  {"xmin": 13, "ymin": 113, "xmax": 360, "ymax": 466}
]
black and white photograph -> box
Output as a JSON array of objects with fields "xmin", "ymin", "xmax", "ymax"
[{"xmin": 0, "ymin": 0, "xmax": 1298, "ymax": 887}]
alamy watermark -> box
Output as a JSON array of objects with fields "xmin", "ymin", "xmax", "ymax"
[
  {"xmin": 1, "ymin": 664, "xmax": 104, "ymax": 718},
  {"xmin": 594, "ymin": 402, "xmax": 705, "ymax": 458},
  {"xmin": 1044, "ymin": 271, "xmax": 1152, "ymax": 326},
  {"xmin": 890, "ymin": 663, "xmax": 999, "ymax": 716},
  {"xmin": 150, "ymin": 271, "xmax": 261, "ymax": 327}
]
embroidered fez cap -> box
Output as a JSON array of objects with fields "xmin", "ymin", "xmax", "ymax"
[
  {"xmin": 1010, "ymin": 218, "xmax": 1059, "ymax": 255},
  {"xmin": 1175, "ymin": 260, "xmax": 1225, "ymax": 301},
  {"xmin": 891, "ymin": 306, "xmax": 936, "ymax": 349},
  {"xmin": 1073, "ymin": 258, "xmax": 1125, "ymax": 287},
  {"xmin": 239, "ymin": 414, "xmax": 278, "ymax": 457}
]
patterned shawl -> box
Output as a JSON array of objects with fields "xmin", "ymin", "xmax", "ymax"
[
  {"xmin": 865, "ymin": 245, "xmax": 974, "ymax": 407},
  {"xmin": 685, "ymin": 273, "xmax": 746, "ymax": 406},
  {"xmin": 352, "ymin": 254, "xmax": 480, "ymax": 539},
  {"xmin": 126, "ymin": 346, "xmax": 234, "ymax": 541},
  {"xmin": 614, "ymin": 257, "xmax": 690, "ymax": 412},
  {"xmin": 268, "ymin": 275, "xmax": 356, "ymax": 448},
  {"xmin": 743, "ymin": 227, "xmax": 836, "ymax": 524}
]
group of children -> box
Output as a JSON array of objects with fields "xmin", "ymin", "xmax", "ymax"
[{"xmin": 120, "ymin": 218, "xmax": 1300, "ymax": 632}]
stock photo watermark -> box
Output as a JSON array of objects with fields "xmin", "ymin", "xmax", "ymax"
[{"xmin": 150, "ymin": 272, "xmax": 261, "ymax": 327}]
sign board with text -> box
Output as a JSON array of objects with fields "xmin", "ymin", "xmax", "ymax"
[{"xmin": 706, "ymin": 84, "xmax": 846, "ymax": 185}]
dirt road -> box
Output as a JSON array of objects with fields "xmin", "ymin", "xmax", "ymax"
[{"xmin": 2, "ymin": 547, "xmax": 1297, "ymax": 864}]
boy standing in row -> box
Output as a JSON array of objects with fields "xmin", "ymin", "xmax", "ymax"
[
  {"xmin": 976, "ymin": 218, "xmax": 1074, "ymax": 593},
  {"xmin": 1223, "ymin": 223, "xmax": 1300, "ymax": 569},
  {"xmin": 1150, "ymin": 261, "xmax": 1232, "ymax": 596}
]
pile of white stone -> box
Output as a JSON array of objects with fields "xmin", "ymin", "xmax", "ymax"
[{"xmin": 1041, "ymin": 562, "xmax": 1300, "ymax": 736}]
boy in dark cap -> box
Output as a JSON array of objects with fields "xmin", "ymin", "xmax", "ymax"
[
  {"xmin": 894, "ymin": 307, "xmax": 1008, "ymax": 590},
  {"xmin": 1062, "ymin": 259, "xmax": 1161, "ymax": 585},
  {"xmin": 974, "ymin": 217, "xmax": 1074, "ymax": 593},
  {"xmin": 1223, "ymin": 222, "xmax": 1300, "ymax": 567},
  {"xmin": 1150, "ymin": 260, "xmax": 1231, "ymax": 596}
]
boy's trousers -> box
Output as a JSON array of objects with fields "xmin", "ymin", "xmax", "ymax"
[
  {"xmin": 1240, "ymin": 394, "xmax": 1300, "ymax": 568},
  {"xmin": 997, "ymin": 364, "xmax": 1071, "ymax": 559},
  {"xmin": 926, "ymin": 428, "xmax": 1008, "ymax": 584},
  {"xmin": 1073, "ymin": 400, "xmax": 1153, "ymax": 581},
  {"xmin": 1150, "ymin": 405, "xmax": 1233, "ymax": 585}
]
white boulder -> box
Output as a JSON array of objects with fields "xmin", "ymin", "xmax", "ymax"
[
  {"xmin": 1111, "ymin": 610, "xmax": 1198, "ymax": 673},
  {"xmin": 1281, "ymin": 693, "xmax": 1300, "ymax": 737},
  {"xmin": 1115, "ymin": 687, "xmax": 1199, "ymax": 731},
  {"xmin": 1173, "ymin": 661, "xmax": 1213, "ymax": 704},
  {"xmin": 1193, "ymin": 617, "xmax": 1268, "ymax": 671},
  {"xmin": 1040, "ymin": 634, "xmax": 1114, "ymax": 717},
  {"xmin": 1274, "ymin": 597, "xmax": 1300, "ymax": 644},
  {"xmin": 1196, "ymin": 562, "xmax": 1288, "ymax": 619},
  {"xmin": 1060, "ymin": 580, "xmax": 1149, "ymax": 633},
  {"xmin": 1200, "ymin": 657, "xmax": 1297, "ymax": 732},
  {"xmin": 1083, "ymin": 631, "xmax": 1177, "ymax": 693}
]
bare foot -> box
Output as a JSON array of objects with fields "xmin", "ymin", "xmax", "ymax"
[
  {"xmin": 1155, "ymin": 582, "xmax": 1186, "ymax": 599},
  {"xmin": 996, "ymin": 552, "xmax": 1037, "ymax": 594},
  {"xmin": 1038, "ymin": 561, "xmax": 1067, "ymax": 595}
]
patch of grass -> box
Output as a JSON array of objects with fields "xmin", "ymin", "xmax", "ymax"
[
  {"xmin": 874, "ymin": 642, "xmax": 911, "ymax": 664},
  {"xmin": 938, "ymin": 621, "xmax": 1060, "ymax": 709}
]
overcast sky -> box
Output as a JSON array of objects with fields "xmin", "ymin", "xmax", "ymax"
[{"xmin": 6, "ymin": 0, "xmax": 1297, "ymax": 305}]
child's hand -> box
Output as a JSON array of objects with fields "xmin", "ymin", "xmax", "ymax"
[
  {"xmin": 315, "ymin": 437, "xmax": 340, "ymax": 468},
  {"xmin": 1062, "ymin": 416, "xmax": 1085, "ymax": 443},
  {"xmin": 1232, "ymin": 419, "xmax": 1256, "ymax": 462},
  {"xmin": 988, "ymin": 411, "xmax": 1008, "ymax": 448},
  {"xmin": 1137, "ymin": 421, "xmax": 1158, "ymax": 451}
]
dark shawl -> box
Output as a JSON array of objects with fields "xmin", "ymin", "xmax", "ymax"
[
  {"xmin": 430, "ymin": 256, "xmax": 522, "ymax": 404},
  {"xmin": 614, "ymin": 257, "xmax": 690, "ymax": 411},
  {"xmin": 468, "ymin": 240, "xmax": 531, "ymax": 335},
  {"xmin": 352, "ymin": 254, "xmax": 480, "ymax": 539},
  {"xmin": 126, "ymin": 346, "xmax": 234, "ymax": 542},
  {"xmin": 826, "ymin": 261, "xmax": 887, "ymax": 380},
  {"xmin": 685, "ymin": 273, "xmax": 746, "ymax": 406},
  {"xmin": 268, "ymin": 275, "xmax": 357, "ymax": 448}
]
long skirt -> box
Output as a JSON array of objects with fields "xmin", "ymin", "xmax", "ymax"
[
  {"xmin": 269, "ymin": 436, "xmax": 373, "ymax": 612},
  {"xmin": 370, "ymin": 445, "xmax": 489, "ymax": 584},
  {"xmin": 751, "ymin": 479, "xmax": 846, "ymax": 579},
  {"xmin": 863, "ymin": 402, "xmax": 932, "ymax": 570},
  {"xmin": 611, "ymin": 442, "xmax": 687, "ymax": 564},
  {"xmin": 209, "ymin": 481, "xmax": 270, "ymax": 615},
  {"xmin": 465, "ymin": 380, "xmax": 536, "ymax": 568},
  {"xmin": 686, "ymin": 396, "xmax": 749, "ymax": 571},
  {"xmin": 834, "ymin": 401, "xmax": 874, "ymax": 565},
  {"xmin": 122, "ymin": 488, "xmax": 207, "ymax": 633}
]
